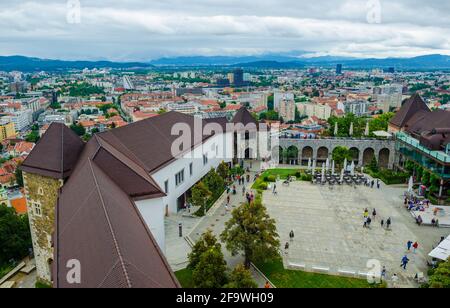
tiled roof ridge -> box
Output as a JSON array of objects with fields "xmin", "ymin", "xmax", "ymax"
[
  {"xmin": 93, "ymin": 134, "xmax": 165, "ymax": 197},
  {"xmin": 88, "ymin": 159, "xmax": 132, "ymax": 288}
]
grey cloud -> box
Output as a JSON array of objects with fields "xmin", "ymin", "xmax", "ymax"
[{"xmin": 0, "ymin": 0, "xmax": 450, "ymax": 61}]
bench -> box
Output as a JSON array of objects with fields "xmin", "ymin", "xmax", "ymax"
[
  {"xmin": 0, "ymin": 281, "xmax": 16, "ymax": 288},
  {"xmin": 288, "ymin": 263, "xmax": 306, "ymax": 270},
  {"xmin": 338, "ymin": 269, "xmax": 357, "ymax": 277},
  {"xmin": 311, "ymin": 266, "xmax": 330, "ymax": 274}
]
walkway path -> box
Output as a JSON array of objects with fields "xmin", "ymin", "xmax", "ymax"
[
  {"xmin": 165, "ymin": 161, "xmax": 270, "ymax": 287},
  {"xmin": 263, "ymin": 179, "xmax": 447, "ymax": 288}
]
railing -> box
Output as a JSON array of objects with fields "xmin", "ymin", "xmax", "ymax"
[
  {"xmin": 397, "ymin": 132, "xmax": 450, "ymax": 164},
  {"xmin": 279, "ymin": 136, "xmax": 393, "ymax": 142}
]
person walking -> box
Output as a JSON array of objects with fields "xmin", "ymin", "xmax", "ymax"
[
  {"xmin": 284, "ymin": 242, "xmax": 289, "ymax": 255},
  {"xmin": 386, "ymin": 217, "xmax": 392, "ymax": 230},
  {"xmin": 413, "ymin": 242, "xmax": 419, "ymax": 253},
  {"xmin": 363, "ymin": 217, "xmax": 368, "ymax": 228},
  {"xmin": 264, "ymin": 281, "xmax": 271, "ymax": 289},
  {"xmin": 289, "ymin": 230, "xmax": 295, "ymax": 241},
  {"xmin": 372, "ymin": 209, "xmax": 377, "ymax": 220},
  {"xmin": 364, "ymin": 208, "xmax": 369, "ymax": 219},
  {"xmin": 392, "ymin": 274, "xmax": 399, "ymax": 288},
  {"xmin": 242, "ymin": 186, "xmax": 246, "ymax": 196},
  {"xmin": 400, "ymin": 255, "xmax": 410, "ymax": 270},
  {"xmin": 381, "ymin": 266, "xmax": 387, "ymax": 282},
  {"xmin": 367, "ymin": 217, "xmax": 372, "ymax": 229},
  {"xmin": 407, "ymin": 240, "xmax": 413, "ymax": 252},
  {"xmin": 377, "ymin": 179, "xmax": 380, "ymax": 189},
  {"xmin": 227, "ymin": 195, "xmax": 230, "ymax": 206},
  {"xmin": 380, "ymin": 218, "xmax": 384, "ymax": 228},
  {"xmin": 273, "ymin": 183, "xmax": 277, "ymax": 195}
]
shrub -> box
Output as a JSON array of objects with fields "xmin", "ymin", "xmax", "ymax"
[
  {"xmin": 266, "ymin": 175, "xmax": 276, "ymax": 182},
  {"xmin": 300, "ymin": 174, "xmax": 312, "ymax": 181},
  {"xmin": 258, "ymin": 183, "xmax": 268, "ymax": 191}
]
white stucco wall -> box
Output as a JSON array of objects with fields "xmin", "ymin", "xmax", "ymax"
[
  {"xmin": 135, "ymin": 198, "xmax": 166, "ymax": 253},
  {"xmin": 150, "ymin": 132, "xmax": 233, "ymax": 215}
]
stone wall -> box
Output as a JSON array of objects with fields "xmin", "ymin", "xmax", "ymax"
[
  {"xmin": 279, "ymin": 138, "xmax": 396, "ymax": 169},
  {"xmin": 23, "ymin": 172, "xmax": 63, "ymax": 284}
]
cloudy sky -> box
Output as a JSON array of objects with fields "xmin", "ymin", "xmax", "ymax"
[{"xmin": 1, "ymin": 0, "xmax": 450, "ymax": 61}]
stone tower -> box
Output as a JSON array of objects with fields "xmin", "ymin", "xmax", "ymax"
[{"xmin": 20, "ymin": 123, "xmax": 84, "ymax": 284}]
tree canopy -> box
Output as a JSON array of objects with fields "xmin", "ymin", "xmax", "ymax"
[
  {"xmin": 224, "ymin": 264, "xmax": 258, "ymax": 288},
  {"xmin": 221, "ymin": 195, "xmax": 280, "ymax": 268},
  {"xmin": 0, "ymin": 205, "xmax": 32, "ymax": 267},
  {"xmin": 428, "ymin": 259, "xmax": 450, "ymax": 288}
]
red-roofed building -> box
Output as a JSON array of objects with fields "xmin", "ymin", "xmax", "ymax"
[{"xmin": 10, "ymin": 197, "xmax": 27, "ymax": 215}]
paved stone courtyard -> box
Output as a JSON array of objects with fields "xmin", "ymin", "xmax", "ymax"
[{"xmin": 263, "ymin": 180, "xmax": 448, "ymax": 287}]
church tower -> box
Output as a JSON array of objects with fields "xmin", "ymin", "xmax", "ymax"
[{"xmin": 20, "ymin": 123, "xmax": 84, "ymax": 284}]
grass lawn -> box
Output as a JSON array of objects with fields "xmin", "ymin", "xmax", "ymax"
[
  {"xmin": 175, "ymin": 268, "xmax": 194, "ymax": 288},
  {"xmin": 252, "ymin": 169, "xmax": 311, "ymax": 190},
  {"xmin": 257, "ymin": 260, "xmax": 375, "ymax": 288},
  {"xmin": 0, "ymin": 264, "xmax": 14, "ymax": 280}
]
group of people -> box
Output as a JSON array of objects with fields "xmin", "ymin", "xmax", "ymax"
[
  {"xmin": 284, "ymin": 230, "xmax": 295, "ymax": 254},
  {"xmin": 363, "ymin": 208, "xmax": 392, "ymax": 230},
  {"xmin": 365, "ymin": 178, "xmax": 381, "ymax": 189},
  {"xmin": 405, "ymin": 196, "xmax": 430, "ymax": 213}
]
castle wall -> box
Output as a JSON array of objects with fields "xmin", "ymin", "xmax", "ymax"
[{"xmin": 23, "ymin": 172, "xmax": 63, "ymax": 284}]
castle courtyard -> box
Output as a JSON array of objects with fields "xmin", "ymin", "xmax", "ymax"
[{"xmin": 263, "ymin": 180, "xmax": 448, "ymax": 287}]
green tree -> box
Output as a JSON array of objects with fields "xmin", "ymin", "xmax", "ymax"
[
  {"xmin": 217, "ymin": 161, "xmax": 230, "ymax": 180},
  {"xmin": 188, "ymin": 230, "xmax": 220, "ymax": 270},
  {"xmin": 25, "ymin": 131, "xmax": 40, "ymax": 143},
  {"xmin": 204, "ymin": 168, "xmax": 225, "ymax": 198},
  {"xmin": 224, "ymin": 264, "xmax": 257, "ymax": 288},
  {"xmin": 332, "ymin": 146, "xmax": 352, "ymax": 168},
  {"xmin": 70, "ymin": 124, "xmax": 86, "ymax": 136},
  {"xmin": 190, "ymin": 182, "xmax": 212, "ymax": 216},
  {"xmin": 267, "ymin": 94, "xmax": 274, "ymax": 110},
  {"xmin": 192, "ymin": 244, "xmax": 228, "ymax": 288},
  {"xmin": 0, "ymin": 205, "xmax": 32, "ymax": 266},
  {"xmin": 49, "ymin": 102, "xmax": 61, "ymax": 110},
  {"xmin": 368, "ymin": 157, "xmax": 379, "ymax": 173},
  {"xmin": 422, "ymin": 172, "xmax": 431, "ymax": 187},
  {"xmin": 369, "ymin": 112, "xmax": 395, "ymax": 134},
  {"xmin": 15, "ymin": 165, "xmax": 24, "ymax": 188},
  {"xmin": 429, "ymin": 259, "xmax": 450, "ymax": 288},
  {"xmin": 221, "ymin": 196, "xmax": 280, "ymax": 268}
]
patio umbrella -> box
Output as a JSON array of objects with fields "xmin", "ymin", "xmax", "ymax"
[
  {"xmin": 340, "ymin": 168, "xmax": 345, "ymax": 182},
  {"xmin": 334, "ymin": 122, "xmax": 338, "ymax": 136},
  {"xmin": 408, "ymin": 176, "xmax": 414, "ymax": 193},
  {"xmin": 350, "ymin": 161, "xmax": 355, "ymax": 176},
  {"xmin": 332, "ymin": 160, "xmax": 335, "ymax": 175},
  {"xmin": 349, "ymin": 122, "xmax": 354, "ymax": 136},
  {"xmin": 361, "ymin": 166, "xmax": 364, "ymax": 174},
  {"xmin": 364, "ymin": 121, "xmax": 370, "ymax": 136},
  {"xmin": 343, "ymin": 158, "xmax": 348, "ymax": 172},
  {"xmin": 308, "ymin": 158, "xmax": 312, "ymax": 170},
  {"xmin": 321, "ymin": 164, "xmax": 326, "ymax": 183},
  {"xmin": 325, "ymin": 158, "xmax": 330, "ymax": 171},
  {"xmin": 312, "ymin": 159, "xmax": 317, "ymax": 173}
]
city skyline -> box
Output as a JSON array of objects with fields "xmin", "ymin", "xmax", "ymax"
[{"xmin": 2, "ymin": 0, "xmax": 450, "ymax": 61}]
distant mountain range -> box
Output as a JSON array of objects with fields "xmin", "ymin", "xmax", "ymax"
[
  {"xmin": 0, "ymin": 56, "xmax": 152, "ymax": 72},
  {"xmin": 1, "ymin": 54, "xmax": 450, "ymax": 72},
  {"xmin": 150, "ymin": 54, "xmax": 450, "ymax": 70}
]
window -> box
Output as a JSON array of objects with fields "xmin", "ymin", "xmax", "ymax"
[
  {"xmin": 203, "ymin": 154, "xmax": 208, "ymax": 166},
  {"xmin": 33, "ymin": 202, "xmax": 42, "ymax": 217},
  {"xmin": 164, "ymin": 180, "xmax": 169, "ymax": 194},
  {"xmin": 175, "ymin": 169, "xmax": 185, "ymax": 186},
  {"xmin": 189, "ymin": 163, "xmax": 193, "ymax": 176}
]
